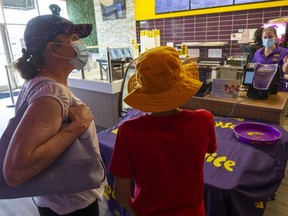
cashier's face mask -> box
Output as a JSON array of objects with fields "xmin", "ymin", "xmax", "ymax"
[
  {"xmin": 262, "ymin": 38, "xmax": 275, "ymax": 49},
  {"xmin": 55, "ymin": 40, "xmax": 90, "ymax": 70}
]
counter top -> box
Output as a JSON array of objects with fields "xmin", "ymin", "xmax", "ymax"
[
  {"xmin": 182, "ymin": 91, "xmax": 288, "ymax": 126},
  {"xmin": 68, "ymin": 78, "xmax": 123, "ymax": 94}
]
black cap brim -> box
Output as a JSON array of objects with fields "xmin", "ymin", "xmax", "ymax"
[{"xmin": 64, "ymin": 24, "xmax": 93, "ymax": 38}]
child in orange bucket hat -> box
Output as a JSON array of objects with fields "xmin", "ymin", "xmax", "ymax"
[
  {"xmin": 125, "ymin": 46, "xmax": 202, "ymax": 112},
  {"xmin": 110, "ymin": 46, "xmax": 217, "ymax": 216}
]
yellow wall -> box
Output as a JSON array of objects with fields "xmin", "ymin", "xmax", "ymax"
[{"xmin": 135, "ymin": 0, "xmax": 288, "ymax": 21}]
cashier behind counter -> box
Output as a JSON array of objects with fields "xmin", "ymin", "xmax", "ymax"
[{"xmin": 252, "ymin": 27, "xmax": 288, "ymax": 92}]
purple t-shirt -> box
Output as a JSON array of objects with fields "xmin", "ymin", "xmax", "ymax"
[{"xmin": 252, "ymin": 46, "xmax": 288, "ymax": 91}]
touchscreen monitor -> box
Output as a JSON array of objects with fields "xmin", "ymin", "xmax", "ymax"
[{"xmin": 242, "ymin": 69, "xmax": 254, "ymax": 86}]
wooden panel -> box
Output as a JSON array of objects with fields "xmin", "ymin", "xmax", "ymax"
[{"xmin": 182, "ymin": 92, "xmax": 288, "ymax": 126}]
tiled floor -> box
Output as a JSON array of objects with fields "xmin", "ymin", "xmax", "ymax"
[{"xmin": 0, "ymin": 95, "xmax": 288, "ymax": 216}]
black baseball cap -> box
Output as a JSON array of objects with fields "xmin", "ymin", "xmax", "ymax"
[{"xmin": 24, "ymin": 15, "xmax": 93, "ymax": 55}]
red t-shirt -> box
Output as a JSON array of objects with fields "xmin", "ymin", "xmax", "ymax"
[{"xmin": 109, "ymin": 109, "xmax": 217, "ymax": 216}]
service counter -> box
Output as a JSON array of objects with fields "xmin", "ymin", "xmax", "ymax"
[
  {"xmin": 182, "ymin": 91, "xmax": 288, "ymax": 126},
  {"xmin": 68, "ymin": 78, "xmax": 123, "ymax": 129},
  {"xmin": 67, "ymin": 76, "xmax": 288, "ymax": 128}
]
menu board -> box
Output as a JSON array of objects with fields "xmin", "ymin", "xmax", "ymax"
[
  {"xmin": 234, "ymin": 0, "xmax": 268, "ymax": 3},
  {"xmin": 190, "ymin": 0, "xmax": 233, "ymax": 10},
  {"xmin": 155, "ymin": 0, "xmax": 190, "ymax": 13},
  {"xmin": 156, "ymin": 0, "xmax": 272, "ymax": 14}
]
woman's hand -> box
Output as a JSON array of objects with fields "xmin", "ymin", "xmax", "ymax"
[{"xmin": 68, "ymin": 103, "xmax": 94, "ymax": 132}]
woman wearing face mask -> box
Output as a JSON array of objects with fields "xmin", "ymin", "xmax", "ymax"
[
  {"xmin": 3, "ymin": 15, "xmax": 105, "ymax": 216},
  {"xmin": 252, "ymin": 26, "xmax": 288, "ymax": 91}
]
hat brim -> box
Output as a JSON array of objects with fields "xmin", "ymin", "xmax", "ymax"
[
  {"xmin": 124, "ymin": 64, "xmax": 203, "ymax": 112},
  {"xmin": 64, "ymin": 24, "xmax": 93, "ymax": 38}
]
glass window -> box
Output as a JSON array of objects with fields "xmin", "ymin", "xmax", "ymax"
[
  {"xmin": 6, "ymin": 25, "xmax": 26, "ymax": 62},
  {"xmin": 0, "ymin": 4, "xmax": 4, "ymax": 24},
  {"xmin": 0, "ymin": 25, "xmax": 9, "ymax": 87},
  {"xmin": 3, "ymin": 0, "xmax": 39, "ymax": 24},
  {"xmin": 5, "ymin": 25, "xmax": 26, "ymax": 88},
  {"xmin": 38, "ymin": 0, "xmax": 69, "ymax": 19}
]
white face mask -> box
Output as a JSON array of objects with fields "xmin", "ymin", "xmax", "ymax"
[{"xmin": 56, "ymin": 40, "xmax": 90, "ymax": 70}]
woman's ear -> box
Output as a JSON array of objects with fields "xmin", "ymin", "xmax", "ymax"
[{"xmin": 46, "ymin": 42, "xmax": 60, "ymax": 58}]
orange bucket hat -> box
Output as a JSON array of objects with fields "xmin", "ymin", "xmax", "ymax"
[{"xmin": 124, "ymin": 46, "xmax": 202, "ymax": 112}]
